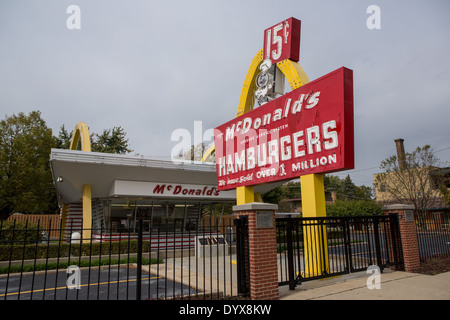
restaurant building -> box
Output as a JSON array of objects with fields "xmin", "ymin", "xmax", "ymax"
[{"xmin": 50, "ymin": 146, "xmax": 277, "ymax": 244}]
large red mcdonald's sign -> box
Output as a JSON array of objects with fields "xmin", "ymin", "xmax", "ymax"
[{"xmin": 214, "ymin": 67, "xmax": 354, "ymax": 191}]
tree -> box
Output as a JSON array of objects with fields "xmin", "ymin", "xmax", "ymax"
[
  {"xmin": 0, "ymin": 111, "xmax": 57, "ymax": 218},
  {"xmin": 261, "ymin": 186, "xmax": 285, "ymax": 204},
  {"xmin": 262, "ymin": 174, "xmax": 373, "ymax": 210},
  {"xmin": 439, "ymin": 185, "xmax": 450, "ymax": 206},
  {"xmin": 374, "ymin": 145, "xmax": 445, "ymax": 215},
  {"xmin": 56, "ymin": 125, "xmax": 132, "ymax": 154},
  {"xmin": 324, "ymin": 174, "xmax": 373, "ymax": 201},
  {"xmin": 355, "ymin": 185, "xmax": 373, "ymax": 200},
  {"xmin": 0, "ymin": 113, "xmax": 134, "ymax": 219},
  {"xmin": 54, "ymin": 125, "xmax": 71, "ymax": 149},
  {"xmin": 341, "ymin": 175, "xmax": 356, "ymax": 200},
  {"xmin": 324, "ymin": 175, "xmax": 341, "ymax": 199},
  {"xmin": 91, "ymin": 126, "xmax": 132, "ymax": 154},
  {"xmin": 280, "ymin": 181, "xmax": 301, "ymax": 199}
]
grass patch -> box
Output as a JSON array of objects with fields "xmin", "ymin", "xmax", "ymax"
[{"xmin": 0, "ymin": 256, "xmax": 162, "ymax": 275}]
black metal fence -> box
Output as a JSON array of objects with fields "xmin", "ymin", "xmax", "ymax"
[
  {"xmin": 4, "ymin": 213, "xmax": 429, "ymax": 298},
  {"xmin": 276, "ymin": 215, "xmax": 404, "ymax": 289},
  {"xmin": 414, "ymin": 212, "xmax": 450, "ymax": 262},
  {"xmin": 0, "ymin": 218, "xmax": 247, "ymax": 300}
]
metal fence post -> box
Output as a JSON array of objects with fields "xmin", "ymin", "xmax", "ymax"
[
  {"xmin": 373, "ymin": 217, "xmax": 383, "ymax": 272},
  {"xmin": 389, "ymin": 213, "xmax": 404, "ymax": 270},
  {"xmin": 341, "ymin": 218, "xmax": 351, "ymax": 273},
  {"xmin": 136, "ymin": 219, "xmax": 143, "ymax": 300},
  {"xmin": 286, "ymin": 217, "xmax": 296, "ymax": 290},
  {"xmin": 234, "ymin": 216, "xmax": 249, "ymax": 296}
]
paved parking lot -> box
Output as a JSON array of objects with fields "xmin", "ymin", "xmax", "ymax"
[{"xmin": 0, "ymin": 266, "xmax": 196, "ymax": 300}]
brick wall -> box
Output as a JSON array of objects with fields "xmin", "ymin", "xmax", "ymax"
[
  {"xmin": 233, "ymin": 203, "xmax": 279, "ymax": 300},
  {"xmin": 383, "ymin": 204, "xmax": 421, "ymax": 272}
]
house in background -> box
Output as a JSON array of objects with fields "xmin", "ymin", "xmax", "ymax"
[{"xmin": 373, "ymin": 139, "xmax": 450, "ymax": 229}]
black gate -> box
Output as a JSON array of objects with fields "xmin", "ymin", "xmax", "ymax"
[
  {"xmin": 276, "ymin": 215, "xmax": 404, "ymax": 289},
  {"xmin": 234, "ymin": 216, "xmax": 250, "ymax": 296}
]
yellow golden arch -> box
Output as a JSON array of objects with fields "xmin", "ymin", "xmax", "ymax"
[
  {"xmin": 61, "ymin": 122, "xmax": 93, "ymax": 241},
  {"xmin": 201, "ymin": 49, "xmax": 312, "ymax": 206},
  {"xmin": 69, "ymin": 122, "xmax": 91, "ymax": 152},
  {"xmin": 202, "ymin": 49, "xmax": 309, "ymax": 162}
]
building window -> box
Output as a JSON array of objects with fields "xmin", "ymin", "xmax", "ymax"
[{"xmin": 101, "ymin": 199, "xmax": 231, "ymax": 233}]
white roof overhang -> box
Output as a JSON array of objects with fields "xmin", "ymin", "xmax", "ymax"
[{"xmin": 50, "ymin": 149, "xmax": 282, "ymax": 204}]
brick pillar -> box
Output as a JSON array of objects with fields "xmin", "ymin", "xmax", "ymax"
[
  {"xmin": 383, "ymin": 204, "xmax": 421, "ymax": 272},
  {"xmin": 233, "ymin": 202, "xmax": 279, "ymax": 300}
]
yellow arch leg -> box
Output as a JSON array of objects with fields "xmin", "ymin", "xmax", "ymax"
[
  {"xmin": 278, "ymin": 58, "xmax": 329, "ymax": 277},
  {"xmin": 300, "ymin": 174, "xmax": 330, "ymax": 276},
  {"xmin": 82, "ymin": 185, "xmax": 92, "ymax": 243},
  {"xmin": 236, "ymin": 186, "xmax": 255, "ymax": 205},
  {"xmin": 67, "ymin": 122, "xmax": 93, "ymax": 241}
]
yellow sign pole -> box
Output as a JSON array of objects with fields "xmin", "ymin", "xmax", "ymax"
[
  {"xmin": 300, "ymin": 174, "xmax": 329, "ymax": 277},
  {"xmin": 236, "ymin": 186, "xmax": 255, "ymax": 205}
]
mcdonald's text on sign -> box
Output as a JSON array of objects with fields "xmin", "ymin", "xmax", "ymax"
[{"xmin": 214, "ymin": 67, "xmax": 354, "ymax": 191}]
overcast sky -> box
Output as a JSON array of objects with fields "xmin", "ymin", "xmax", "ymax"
[{"xmin": 1, "ymin": 0, "xmax": 449, "ymax": 188}]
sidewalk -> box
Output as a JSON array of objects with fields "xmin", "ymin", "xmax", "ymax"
[
  {"xmin": 279, "ymin": 269, "xmax": 450, "ymax": 300},
  {"xmin": 148, "ymin": 255, "xmax": 450, "ymax": 300}
]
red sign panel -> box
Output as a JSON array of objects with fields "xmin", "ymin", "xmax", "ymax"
[
  {"xmin": 214, "ymin": 67, "xmax": 354, "ymax": 191},
  {"xmin": 263, "ymin": 17, "xmax": 301, "ymax": 64}
]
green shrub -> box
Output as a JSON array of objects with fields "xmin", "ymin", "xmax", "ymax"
[
  {"xmin": 0, "ymin": 220, "xmax": 45, "ymax": 244},
  {"xmin": 0, "ymin": 256, "xmax": 162, "ymax": 274},
  {"xmin": 0, "ymin": 239, "xmax": 153, "ymax": 261},
  {"xmin": 326, "ymin": 200, "xmax": 383, "ymax": 217}
]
